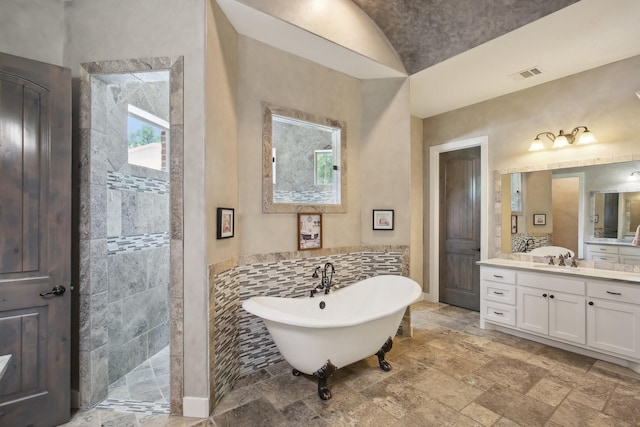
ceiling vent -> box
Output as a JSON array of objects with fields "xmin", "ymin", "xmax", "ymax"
[{"xmin": 510, "ymin": 66, "xmax": 543, "ymax": 81}]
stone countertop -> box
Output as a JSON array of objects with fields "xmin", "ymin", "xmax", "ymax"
[
  {"xmin": 585, "ymin": 239, "xmax": 637, "ymax": 247},
  {"xmin": 0, "ymin": 354, "xmax": 11, "ymax": 381},
  {"xmin": 478, "ymin": 258, "xmax": 640, "ymax": 284}
]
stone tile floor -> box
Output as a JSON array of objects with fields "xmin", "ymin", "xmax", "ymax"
[{"xmin": 60, "ymin": 301, "xmax": 640, "ymax": 426}]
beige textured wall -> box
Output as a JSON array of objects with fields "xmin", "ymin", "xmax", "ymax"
[
  {"xmin": 525, "ymin": 171, "xmax": 553, "ymax": 235},
  {"xmin": 0, "ymin": 0, "xmax": 65, "ymax": 66},
  {"xmin": 424, "ymin": 54, "xmax": 640, "ymax": 262},
  {"xmin": 410, "ymin": 116, "xmax": 424, "ymax": 284},
  {"xmin": 360, "ymin": 78, "xmax": 412, "ymax": 246},
  {"xmin": 237, "ymin": 36, "xmax": 363, "ymax": 255},
  {"xmin": 207, "ymin": 2, "xmax": 239, "ymax": 264}
]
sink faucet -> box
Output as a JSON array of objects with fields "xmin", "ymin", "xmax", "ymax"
[
  {"xmin": 558, "ymin": 254, "xmax": 566, "ymax": 266},
  {"xmin": 310, "ymin": 262, "xmax": 336, "ymax": 296}
]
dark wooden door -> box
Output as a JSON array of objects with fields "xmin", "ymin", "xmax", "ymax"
[
  {"xmin": 0, "ymin": 52, "xmax": 71, "ymax": 426},
  {"xmin": 603, "ymin": 193, "xmax": 619, "ymax": 238},
  {"xmin": 439, "ymin": 147, "xmax": 481, "ymax": 311}
]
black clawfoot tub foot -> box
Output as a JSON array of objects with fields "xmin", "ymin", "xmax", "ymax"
[
  {"xmin": 376, "ymin": 337, "xmax": 394, "ymax": 371},
  {"xmin": 292, "ymin": 369, "xmax": 301, "ymax": 376},
  {"xmin": 313, "ymin": 360, "xmax": 337, "ymax": 400}
]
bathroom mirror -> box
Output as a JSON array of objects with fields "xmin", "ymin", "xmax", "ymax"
[
  {"xmin": 500, "ymin": 160, "xmax": 640, "ymax": 259},
  {"xmin": 592, "ymin": 191, "xmax": 640, "ymax": 238},
  {"xmin": 262, "ymin": 103, "xmax": 347, "ymax": 213}
]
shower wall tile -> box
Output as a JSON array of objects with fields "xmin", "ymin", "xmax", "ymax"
[
  {"xmin": 107, "ymin": 189, "xmax": 122, "ymax": 237},
  {"xmin": 90, "ymin": 291, "xmax": 109, "ymax": 350},
  {"xmin": 90, "ymin": 345, "xmax": 108, "ymax": 404},
  {"xmin": 90, "ymin": 183, "xmax": 107, "ymax": 239},
  {"xmin": 122, "ymin": 285, "xmax": 169, "ymax": 343},
  {"xmin": 89, "ymin": 129, "xmax": 108, "ymax": 186},
  {"xmin": 90, "ymin": 78, "xmax": 108, "ymax": 134},
  {"xmin": 148, "ymin": 321, "xmax": 170, "ymax": 356},
  {"xmin": 108, "ymin": 300, "xmax": 123, "ymax": 348},
  {"xmin": 148, "ymin": 245, "xmax": 170, "ymax": 288},
  {"xmin": 78, "ymin": 294, "xmax": 91, "ymax": 352},
  {"xmin": 108, "ymin": 334, "xmax": 148, "ymax": 385},
  {"xmin": 107, "ymin": 251, "xmax": 147, "ymax": 302}
]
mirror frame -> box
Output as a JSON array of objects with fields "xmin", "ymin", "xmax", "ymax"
[
  {"xmin": 495, "ymin": 154, "xmax": 640, "ymax": 259},
  {"xmin": 262, "ymin": 103, "xmax": 347, "ymax": 213}
]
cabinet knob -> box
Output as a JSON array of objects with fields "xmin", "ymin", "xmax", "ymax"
[
  {"xmin": 549, "ymin": 295, "xmax": 555, "ymax": 299},
  {"xmin": 542, "ymin": 293, "xmax": 547, "ymax": 298},
  {"xmin": 588, "ymin": 301, "xmax": 594, "ymax": 306}
]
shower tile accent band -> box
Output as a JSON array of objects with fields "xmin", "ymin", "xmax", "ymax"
[
  {"xmin": 107, "ymin": 232, "xmax": 169, "ymax": 254},
  {"xmin": 108, "ymin": 171, "xmax": 169, "ymax": 194}
]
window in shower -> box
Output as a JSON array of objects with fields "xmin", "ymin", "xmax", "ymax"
[{"xmin": 127, "ymin": 104, "xmax": 170, "ymax": 171}]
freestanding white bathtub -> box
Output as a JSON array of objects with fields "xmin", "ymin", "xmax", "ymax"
[{"xmin": 242, "ymin": 274, "xmax": 422, "ymax": 399}]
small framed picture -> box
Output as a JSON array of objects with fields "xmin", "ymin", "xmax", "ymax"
[
  {"xmin": 298, "ymin": 213, "xmax": 322, "ymax": 250},
  {"xmin": 373, "ymin": 209, "xmax": 394, "ymax": 230},
  {"xmin": 533, "ymin": 213, "xmax": 546, "ymax": 226},
  {"xmin": 511, "ymin": 215, "xmax": 518, "ymax": 234},
  {"xmin": 217, "ymin": 208, "xmax": 235, "ymax": 239}
]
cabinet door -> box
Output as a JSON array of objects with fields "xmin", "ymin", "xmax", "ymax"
[
  {"xmin": 517, "ymin": 287, "xmax": 548, "ymax": 335},
  {"xmin": 549, "ymin": 292, "xmax": 586, "ymax": 344},
  {"xmin": 619, "ymin": 255, "xmax": 640, "ymax": 266},
  {"xmin": 587, "ymin": 299, "xmax": 640, "ymax": 359}
]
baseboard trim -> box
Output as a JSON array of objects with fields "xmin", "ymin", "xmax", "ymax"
[{"xmin": 183, "ymin": 396, "xmax": 210, "ymax": 418}]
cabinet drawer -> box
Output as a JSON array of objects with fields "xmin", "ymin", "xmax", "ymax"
[
  {"xmin": 482, "ymin": 281, "xmax": 516, "ymax": 305},
  {"xmin": 518, "ymin": 271, "xmax": 585, "ymax": 295},
  {"xmin": 590, "ymin": 254, "xmax": 619, "ymax": 263},
  {"xmin": 619, "ymin": 255, "xmax": 640, "ymax": 266},
  {"xmin": 481, "ymin": 267, "xmax": 516, "ymax": 284},
  {"xmin": 588, "ymin": 244, "xmax": 618, "ymax": 255},
  {"xmin": 484, "ymin": 301, "xmax": 516, "ymax": 326},
  {"xmin": 619, "ymin": 246, "xmax": 640, "ymax": 256},
  {"xmin": 588, "ymin": 281, "xmax": 640, "ymax": 304}
]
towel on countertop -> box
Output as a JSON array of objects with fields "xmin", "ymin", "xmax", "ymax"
[{"xmin": 633, "ymin": 224, "xmax": 640, "ymax": 247}]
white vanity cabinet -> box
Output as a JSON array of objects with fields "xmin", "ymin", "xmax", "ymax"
[
  {"xmin": 586, "ymin": 243, "xmax": 619, "ymax": 263},
  {"xmin": 516, "ymin": 272, "xmax": 586, "ymax": 345},
  {"xmin": 619, "ymin": 246, "xmax": 640, "ymax": 266},
  {"xmin": 480, "ymin": 261, "xmax": 640, "ymax": 374},
  {"xmin": 586, "ymin": 280, "xmax": 640, "ymax": 359},
  {"xmin": 480, "ymin": 267, "xmax": 516, "ymax": 326}
]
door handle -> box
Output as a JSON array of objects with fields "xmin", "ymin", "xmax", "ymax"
[{"xmin": 39, "ymin": 285, "xmax": 66, "ymax": 297}]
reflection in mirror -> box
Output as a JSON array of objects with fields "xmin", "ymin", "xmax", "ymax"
[
  {"xmin": 500, "ymin": 160, "xmax": 640, "ymax": 263},
  {"xmin": 263, "ymin": 103, "xmax": 346, "ymax": 213},
  {"xmin": 593, "ymin": 191, "xmax": 640, "ymax": 238}
]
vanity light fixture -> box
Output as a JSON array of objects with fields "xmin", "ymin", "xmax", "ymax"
[
  {"xmin": 629, "ymin": 171, "xmax": 640, "ymax": 181},
  {"xmin": 528, "ymin": 126, "xmax": 596, "ymax": 151}
]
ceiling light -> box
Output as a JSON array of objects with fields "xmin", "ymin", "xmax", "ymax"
[{"xmin": 528, "ymin": 126, "xmax": 596, "ymax": 151}]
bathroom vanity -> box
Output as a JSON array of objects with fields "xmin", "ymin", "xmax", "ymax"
[
  {"xmin": 585, "ymin": 240, "xmax": 640, "ymax": 265},
  {"xmin": 479, "ymin": 258, "xmax": 640, "ymax": 372}
]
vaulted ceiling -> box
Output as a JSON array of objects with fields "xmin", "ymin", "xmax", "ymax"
[
  {"xmin": 218, "ymin": 0, "xmax": 640, "ymax": 118},
  {"xmin": 351, "ymin": 0, "xmax": 579, "ymax": 75}
]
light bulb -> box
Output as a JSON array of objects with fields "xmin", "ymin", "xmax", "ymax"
[
  {"xmin": 577, "ymin": 130, "xmax": 596, "ymax": 145},
  {"xmin": 528, "ymin": 138, "xmax": 545, "ymax": 151}
]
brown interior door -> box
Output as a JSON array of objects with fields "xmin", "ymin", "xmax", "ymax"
[
  {"xmin": 439, "ymin": 147, "xmax": 481, "ymax": 311},
  {"xmin": 0, "ymin": 52, "xmax": 71, "ymax": 426}
]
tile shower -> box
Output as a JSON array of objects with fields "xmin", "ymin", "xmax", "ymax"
[{"xmin": 79, "ymin": 71, "xmax": 171, "ymax": 407}]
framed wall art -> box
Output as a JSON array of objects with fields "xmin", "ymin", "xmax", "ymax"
[
  {"xmin": 373, "ymin": 209, "xmax": 394, "ymax": 230},
  {"xmin": 217, "ymin": 208, "xmax": 235, "ymax": 239},
  {"xmin": 298, "ymin": 213, "xmax": 322, "ymax": 250},
  {"xmin": 533, "ymin": 213, "xmax": 546, "ymax": 226}
]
